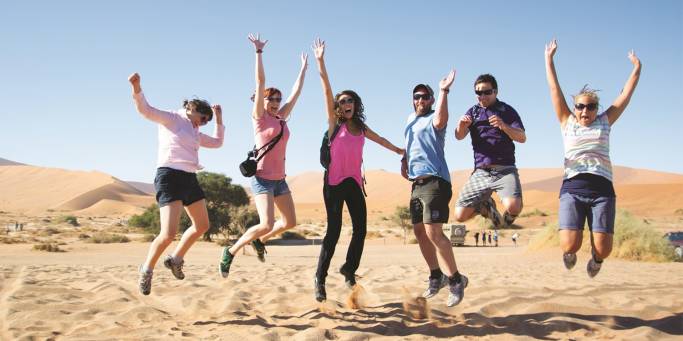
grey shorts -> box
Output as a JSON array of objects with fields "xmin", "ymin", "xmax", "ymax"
[
  {"xmin": 455, "ymin": 166, "xmax": 522, "ymax": 208},
  {"xmin": 558, "ymin": 193, "xmax": 615, "ymax": 234},
  {"xmin": 410, "ymin": 177, "xmax": 452, "ymax": 224}
]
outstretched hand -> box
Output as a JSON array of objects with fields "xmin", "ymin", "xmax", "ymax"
[
  {"xmin": 212, "ymin": 104, "xmax": 222, "ymax": 122},
  {"xmin": 301, "ymin": 52, "xmax": 309, "ymax": 71},
  {"xmin": 128, "ymin": 73, "xmax": 141, "ymax": 93},
  {"xmin": 312, "ymin": 38, "xmax": 325, "ymax": 60},
  {"xmin": 545, "ymin": 39, "xmax": 557, "ymax": 60},
  {"xmin": 248, "ymin": 33, "xmax": 268, "ymax": 51},
  {"xmin": 628, "ymin": 49, "xmax": 641, "ymax": 67},
  {"xmin": 439, "ymin": 69, "xmax": 456, "ymax": 91}
]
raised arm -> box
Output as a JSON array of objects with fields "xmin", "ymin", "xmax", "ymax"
[
  {"xmin": 199, "ymin": 104, "xmax": 225, "ymax": 148},
  {"xmin": 313, "ymin": 38, "xmax": 337, "ymax": 137},
  {"xmin": 128, "ymin": 72, "xmax": 174, "ymax": 126},
  {"xmin": 544, "ymin": 39, "xmax": 572, "ymax": 125},
  {"xmin": 278, "ymin": 53, "xmax": 308, "ymax": 120},
  {"xmin": 433, "ymin": 69, "xmax": 455, "ymax": 130},
  {"xmin": 365, "ymin": 126, "xmax": 404, "ymax": 155},
  {"xmin": 605, "ymin": 50, "xmax": 642, "ymax": 125},
  {"xmin": 249, "ymin": 33, "xmax": 268, "ymax": 119}
]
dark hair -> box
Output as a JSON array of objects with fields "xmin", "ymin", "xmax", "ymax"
[
  {"xmin": 474, "ymin": 74, "xmax": 498, "ymax": 90},
  {"xmin": 250, "ymin": 87, "xmax": 282, "ymax": 102},
  {"xmin": 334, "ymin": 90, "xmax": 366, "ymax": 130},
  {"xmin": 183, "ymin": 98, "xmax": 212, "ymax": 121}
]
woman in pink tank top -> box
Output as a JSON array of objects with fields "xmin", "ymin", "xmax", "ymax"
[
  {"xmin": 311, "ymin": 38, "xmax": 404, "ymax": 302},
  {"xmin": 220, "ymin": 34, "xmax": 308, "ymax": 278}
]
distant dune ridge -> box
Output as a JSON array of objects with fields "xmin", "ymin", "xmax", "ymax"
[{"xmin": 1, "ymin": 157, "xmax": 682, "ymax": 218}]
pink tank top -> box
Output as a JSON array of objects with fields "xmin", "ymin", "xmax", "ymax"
[
  {"xmin": 253, "ymin": 114, "xmax": 289, "ymax": 180},
  {"xmin": 328, "ymin": 123, "xmax": 365, "ymax": 187}
]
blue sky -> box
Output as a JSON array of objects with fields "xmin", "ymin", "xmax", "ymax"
[{"xmin": 1, "ymin": 0, "xmax": 681, "ymax": 185}]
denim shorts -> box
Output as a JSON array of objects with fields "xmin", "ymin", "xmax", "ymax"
[
  {"xmin": 250, "ymin": 176, "xmax": 291, "ymax": 197},
  {"xmin": 154, "ymin": 167, "xmax": 205, "ymax": 207},
  {"xmin": 558, "ymin": 192, "xmax": 616, "ymax": 234},
  {"xmin": 410, "ymin": 176, "xmax": 452, "ymax": 224}
]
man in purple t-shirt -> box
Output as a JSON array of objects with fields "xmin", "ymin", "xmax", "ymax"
[{"xmin": 453, "ymin": 74, "xmax": 526, "ymax": 228}]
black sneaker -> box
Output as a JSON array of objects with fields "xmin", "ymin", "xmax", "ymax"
[
  {"xmin": 447, "ymin": 274, "xmax": 469, "ymax": 307},
  {"xmin": 503, "ymin": 211, "xmax": 517, "ymax": 228},
  {"xmin": 563, "ymin": 252, "xmax": 577, "ymax": 270},
  {"xmin": 163, "ymin": 255, "xmax": 185, "ymax": 280},
  {"xmin": 314, "ymin": 278, "xmax": 327, "ymax": 302},
  {"xmin": 587, "ymin": 256, "xmax": 602, "ymax": 278},
  {"xmin": 219, "ymin": 247, "xmax": 234, "ymax": 278},
  {"xmin": 422, "ymin": 273, "xmax": 448, "ymax": 299},
  {"xmin": 251, "ymin": 239, "xmax": 267, "ymax": 263},
  {"xmin": 339, "ymin": 267, "xmax": 356, "ymax": 288},
  {"xmin": 138, "ymin": 265, "xmax": 153, "ymax": 296}
]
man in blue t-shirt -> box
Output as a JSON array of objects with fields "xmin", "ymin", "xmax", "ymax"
[
  {"xmin": 454, "ymin": 74, "xmax": 527, "ymax": 228},
  {"xmin": 401, "ymin": 70, "xmax": 468, "ymax": 308}
]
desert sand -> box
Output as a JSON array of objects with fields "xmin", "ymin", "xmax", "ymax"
[{"xmin": 0, "ymin": 237, "xmax": 681, "ymax": 340}]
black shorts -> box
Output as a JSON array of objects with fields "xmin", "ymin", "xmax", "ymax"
[
  {"xmin": 410, "ymin": 176, "xmax": 452, "ymax": 224},
  {"xmin": 154, "ymin": 167, "xmax": 205, "ymax": 207}
]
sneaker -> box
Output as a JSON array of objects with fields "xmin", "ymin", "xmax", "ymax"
[
  {"xmin": 138, "ymin": 265, "xmax": 153, "ymax": 296},
  {"xmin": 314, "ymin": 278, "xmax": 327, "ymax": 302},
  {"xmin": 422, "ymin": 274, "xmax": 448, "ymax": 299},
  {"xmin": 339, "ymin": 267, "xmax": 356, "ymax": 288},
  {"xmin": 480, "ymin": 197, "xmax": 502, "ymax": 228},
  {"xmin": 587, "ymin": 257, "xmax": 602, "ymax": 278},
  {"xmin": 503, "ymin": 211, "xmax": 517, "ymax": 228},
  {"xmin": 251, "ymin": 239, "xmax": 267, "ymax": 263},
  {"xmin": 219, "ymin": 247, "xmax": 234, "ymax": 278},
  {"xmin": 563, "ymin": 252, "xmax": 577, "ymax": 270},
  {"xmin": 446, "ymin": 275, "xmax": 469, "ymax": 307},
  {"xmin": 163, "ymin": 255, "xmax": 185, "ymax": 280}
]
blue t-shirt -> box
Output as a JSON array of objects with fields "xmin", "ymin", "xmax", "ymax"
[
  {"xmin": 404, "ymin": 111, "xmax": 451, "ymax": 183},
  {"xmin": 466, "ymin": 100, "xmax": 524, "ymax": 168}
]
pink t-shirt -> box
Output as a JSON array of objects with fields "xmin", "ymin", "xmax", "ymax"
[
  {"xmin": 328, "ymin": 123, "xmax": 364, "ymax": 187},
  {"xmin": 133, "ymin": 92, "xmax": 224, "ymax": 173},
  {"xmin": 253, "ymin": 114, "xmax": 290, "ymax": 180}
]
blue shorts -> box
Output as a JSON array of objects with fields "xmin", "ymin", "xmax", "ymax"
[
  {"xmin": 154, "ymin": 167, "xmax": 205, "ymax": 207},
  {"xmin": 250, "ymin": 176, "xmax": 291, "ymax": 197},
  {"xmin": 558, "ymin": 193, "xmax": 615, "ymax": 234}
]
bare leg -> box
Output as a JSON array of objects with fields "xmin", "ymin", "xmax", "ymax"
[
  {"xmin": 454, "ymin": 206, "xmax": 478, "ymax": 222},
  {"xmin": 228, "ymin": 193, "xmax": 275, "ymax": 255},
  {"xmin": 413, "ymin": 223, "xmax": 439, "ymax": 270},
  {"xmin": 171, "ymin": 199, "xmax": 210, "ymax": 259},
  {"xmin": 424, "ymin": 223, "xmax": 458, "ymax": 276},
  {"xmin": 560, "ymin": 229, "xmax": 583, "ymax": 254},
  {"xmin": 259, "ymin": 192, "xmax": 297, "ymax": 242},
  {"xmin": 142, "ymin": 201, "xmax": 182, "ymax": 269},
  {"xmin": 591, "ymin": 232, "xmax": 613, "ymax": 260}
]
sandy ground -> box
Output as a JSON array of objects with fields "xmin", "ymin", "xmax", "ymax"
[{"xmin": 1, "ymin": 237, "xmax": 681, "ymax": 340}]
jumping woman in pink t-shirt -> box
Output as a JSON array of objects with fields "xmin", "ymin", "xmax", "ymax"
[
  {"xmin": 129, "ymin": 73, "xmax": 225, "ymax": 295},
  {"xmin": 311, "ymin": 38, "xmax": 404, "ymax": 302},
  {"xmin": 219, "ymin": 34, "xmax": 307, "ymax": 277}
]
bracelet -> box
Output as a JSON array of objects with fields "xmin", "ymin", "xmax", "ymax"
[
  {"xmin": 256, "ymin": 49, "xmax": 263, "ymax": 54},
  {"xmin": 441, "ymin": 88, "xmax": 450, "ymax": 94}
]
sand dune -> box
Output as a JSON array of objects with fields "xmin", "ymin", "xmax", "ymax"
[{"xmin": 0, "ymin": 242, "xmax": 680, "ymax": 340}]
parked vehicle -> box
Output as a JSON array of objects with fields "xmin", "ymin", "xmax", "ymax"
[
  {"xmin": 445, "ymin": 224, "xmax": 467, "ymax": 246},
  {"xmin": 664, "ymin": 231, "xmax": 683, "ymax": 260}
]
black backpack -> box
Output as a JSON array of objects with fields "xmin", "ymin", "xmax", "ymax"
[{"xmin": 319, "ymin": 124, "xmax": 342, "ymax": 169}]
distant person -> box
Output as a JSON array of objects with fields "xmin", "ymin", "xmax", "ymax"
[
  {"xmin": 512, "ymin": 232, "xmax": 519, "ymax": 246},
  {"xmin": 474, "ymin": 231, "xmax": 480, "ymax": 246},
  {"xmin": 487, "ymin": 231, "xmax": 492, "ymax": 245},
  {"xmin": 482, "ymin": 231, "xmax": 487, "ymax": 247},
  {"xmin": 220, "ymin": 34, "xmax": 307, "ymax": 277},
  {"xmin": 544, "ymin": 39, "xmax": 641, "ymax": 277},
  {"xmin": 311, "ymin": 38, "xmax": 404, "ymax": 302},
  {"xmin": 493, "ymin": 230, "xmax": 499, "ymax": 247},
  {"xmin": 402, "ymin": 70, "xmax": 469, "ymax": 307},
  {"xmin": 129, "ymin": 72, "xmax": 224, "ymax": 296},
  {"xmin": 454, "ymin": 74, "xmax": 526, "ymax": 229}
]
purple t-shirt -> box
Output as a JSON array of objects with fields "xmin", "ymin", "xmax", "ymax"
[{"xmin": 466, "ymin": 100, "xmax": 524, "ymax": 169}]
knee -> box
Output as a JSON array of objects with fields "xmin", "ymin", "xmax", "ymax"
[
  {"xmin": 155, "ymin": 233, "xmax": 174, "ymax": 245},
  {"xmin": 593, "ymin": 244, "xmax": 612, "ymax": 260},
  {"xmin": 283, "ymin": 218, "xmax": 297, "ymax": 229},
  {"xmin": 194, "ymin": 223, "xmax": 209, "ymax": 234},
  {"xmin": 505, "ymin": 201, "xmax": 523, "ymax": 216},
  {"xmin": 260, "ymin": 220, "xmax": 275, "ymax": 233},
  {"xmin": 453, "ymin": 207, "xmax": 472, "ymax": 222},
  {"xmin": 561, "ymin": 240, "xmax": 582, "ymax": 254}
]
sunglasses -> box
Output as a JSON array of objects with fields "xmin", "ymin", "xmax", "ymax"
[
  {"xmin": 266, "ymin": 97, "xmax": 282, "ymax": 103},
  {"xmin": 413, "ymin": 93, "xmax": 432, "ymax": 101},
  {"xmin": 338, "ymin": 98, "xmax": 355, "ymax": 105},
  {"xmin": 575, "ymin": 103, "xmax": 598, "ymax": 111},
  {"xmin": 475, "ymin": 89, "xmax": 495, "ymax": 96}
]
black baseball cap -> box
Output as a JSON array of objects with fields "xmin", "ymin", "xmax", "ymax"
[{"xmin": 412, "ymin": 84, "xmax": 434, "ymax": 96}]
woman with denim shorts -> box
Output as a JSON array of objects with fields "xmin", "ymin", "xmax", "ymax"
[
  {"xmin": 311, "ymin": 38, "xmax": 404, "ymax": 302},
  {"xmin": 219, "ymin": 34, "xmax": 307, "ymax": 277},
  {"xmin": 129, "ymin": 73, "xmax": 224, "ymax": 295},
  {"xmin": 544, "ymin": 39, "xmax": 641, "ymax": 277}
]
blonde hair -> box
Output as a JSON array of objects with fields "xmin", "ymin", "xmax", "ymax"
[{"xmin": 572, "ymin": 84, "xmax": 600, "ymax": 105}]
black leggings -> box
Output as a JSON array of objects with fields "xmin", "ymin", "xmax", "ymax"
[{"xmin": 315, "ymin": 177, "xmax": 367, "ymax": 282}]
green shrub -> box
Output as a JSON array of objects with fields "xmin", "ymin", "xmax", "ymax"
[
  {"xmin": 139, "ymin": 234, "xmax": 156, "ymax": 242},
  {"xmin": 33, "ymin": 243, "xmax": 64, "ymax": 252},
  {"xmin": 281, "ymin": 231, "xmax": 306, "ymax": 240},
  {"xmin": 58, "ymin": 215, "xmax": 79, "ymax": 227},
  {"xmin": 87, "ymin": 233, "xmax": 130, "ymax": 244}
]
